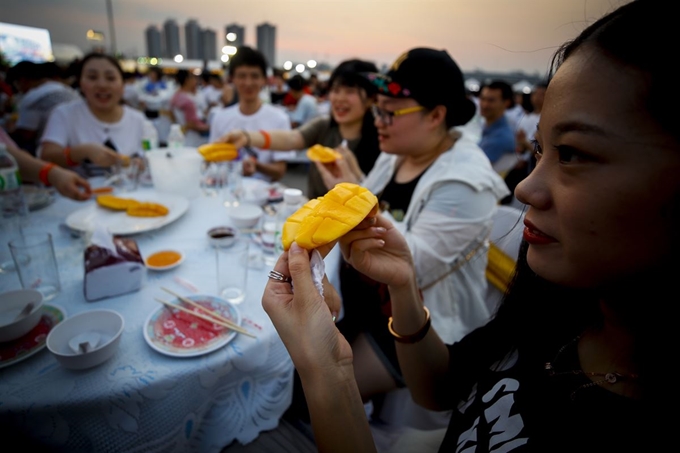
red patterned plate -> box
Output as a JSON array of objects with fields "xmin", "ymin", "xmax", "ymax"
[
  {"xmin": 143, "ymin": 295, "xmax": 241, "ymax": 357},
  {"xmin": 0, "ymin": 304, "xmax": 66, "ymax": 369}
]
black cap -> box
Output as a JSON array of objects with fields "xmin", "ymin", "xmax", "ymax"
[{"xmin": 364, "ymin": 48, "xmax": 476, "ymax": 127}]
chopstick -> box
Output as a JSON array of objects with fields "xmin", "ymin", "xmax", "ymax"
[
  {"xmin": 160, "ymin": 287, "xmax": 252, "ymax": 335},
  {"xmin": 154, "ymin": 297, "xmax": 255, "ymax": 338}
]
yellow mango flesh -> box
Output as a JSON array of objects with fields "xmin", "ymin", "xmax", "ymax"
[
  {"xmin": 282, "ymin": 183, "xmax": 378, "ymax": 250},
  {"xmin": 306, "ymin": 144, "xmax": 342, "ymax": 163},
  {"xmin": 198, "ymin": 143, "xmax": 239, "ymax": 162}
]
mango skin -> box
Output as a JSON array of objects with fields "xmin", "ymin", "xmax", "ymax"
[
  {"xmin": 198, "ymin": 143, "xmax": 239, "ymax": 162},
  {"xmin": 306, "ymin": 144, "xmax": 342, "ymax": 163},
  {"xmin": 281, "ymin": 183, "xmax": 378, "ymax": 251}
]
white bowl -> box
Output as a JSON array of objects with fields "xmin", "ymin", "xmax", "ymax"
[
  {"xmin": 207, "ymin": 226, "xmax": 238, "ymax": 247},
  {"xmin": 241, "ymin": 179, "xmax": 271, "ymax": 206},
  {"xmin": 46, "ymin": 309, "xmax": 124, "ymax": 370},
  {"xmin": 228, "ymin": 203, "xmax": 263, "ymax": 229},
  {"xmin": 0, "ymin": 289, "xmax": 44, "ymax": 343}
]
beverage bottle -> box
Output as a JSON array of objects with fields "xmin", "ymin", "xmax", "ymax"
[
  {"xmin": 139, "ymin": 120, "xmax": 159, "ymax": 186},
  {"xmin": 274, "ymin": 188, "xmax": 304, "ymax": 256},
  {"xmin": 0, "ymin": 143, "xmax": 29, "ymax": 272},
  {"xmin": 167, "ymin": 124, "xmax": 185, "ymax": 148}
]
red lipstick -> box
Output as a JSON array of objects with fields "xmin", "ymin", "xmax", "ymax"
[{"xmin": 523, "ymin": 220, "xmax": 557, "ymax": 245}]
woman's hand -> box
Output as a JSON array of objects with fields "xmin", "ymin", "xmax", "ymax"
[
  {"xmin": 216, "ymin": 129, "xmax": 249, "ymax": 148},
  {"xmin": 262, "ymin": 243, "xmax": 352, "ymax": 377},
  {"xmin": 73, "ymin": 144, "xmax": 124, "ymax": 168},
  {"xmin": 48, "ymin": 166, "xmax": 92, "ymax": 201},
  {"xmin": 340, "ymin": 213, "xmax": 415, "ymax": 288}
]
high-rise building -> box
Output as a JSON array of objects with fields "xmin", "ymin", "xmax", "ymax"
[
  {"xmin": 256, "ymin": 22, "xmax": 276, "ymax": 68},
  {"xmin": 202, "ymin": 28, "xmax": 217, "ymax": 61},
  {"xmin": 163, "ymin": 19, "xmax": 181, "ymax": 58},
  {"xmin": 225, "ymin": 24, "xmax": 245, "ymax": 47},
  {"xmin": 145, "ymin": 25, "xmax": 162, "ymax": 57},
  {"xmin": 185, "ymin": 19, "xmax": 202, "ymax": 60}
]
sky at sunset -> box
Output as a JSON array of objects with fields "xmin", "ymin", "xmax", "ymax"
[{"xmin": 3, "ymin": 0, "xmax": 625, "ymax": 75}]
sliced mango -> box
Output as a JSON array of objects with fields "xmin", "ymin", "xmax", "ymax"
[
  {"xmin": 126, "ymin": 202, "xmax": 169, "ymax": 217},
  {"xmin": 96, "ymin": 195, "xmax": 140, "ymax": 211},
  {"xmin": 282, "ymin": 183, "xmax": 378, "ymax": 251},
  {"xmin": 198, "ymin": 143, "xmax": 239, "ymax": 162},
  {"xmin": 306, "ymin": 144, "xmax": 342, "ymax": 163}
]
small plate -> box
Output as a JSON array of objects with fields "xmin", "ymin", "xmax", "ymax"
[
  {"xmin": 0, "ymin": 304, "xmax": 66, "ymax": 369},
  {"xmin": 145, "ymin": 250, "xmax": 185, "ymax": 271},
  {"xmin": 143, "ymin": 295, "xmax": 241, "ymax": 357}
]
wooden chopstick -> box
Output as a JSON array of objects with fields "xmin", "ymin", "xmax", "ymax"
[
  {"xmin": 154, "ymin": 297, "xmax": 255, "ymax": 338},
  {"xmin": 160, "ymin": 287, "xmax": 244, "ymax": 329}
]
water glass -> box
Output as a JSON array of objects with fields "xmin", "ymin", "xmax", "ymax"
[
  {"xmin": 215, "ymin": 236, "xmax": 248, "ymax": 304},
  {"xmin": 113, "ymin": 158, "xmax": 142, "ymax": 192},
  {"xmin": 9, "ymin": 232, "xmax": 61, "ymax": 301}
]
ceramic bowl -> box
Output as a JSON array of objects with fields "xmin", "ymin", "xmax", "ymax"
[
  {"xmin": 46, "ymin": 309, "xmax": 124, "ymax": 370},
  {"xmin": 0, "ymin": 289, "xmax": 44, "ymax": 343},
  {"xmin": 207, "ymin": 226, "xmax": 238, "ymax": 248},
  {"xmin": 228, "ymin": 203, "xmax": 263, "ymax": 229}
]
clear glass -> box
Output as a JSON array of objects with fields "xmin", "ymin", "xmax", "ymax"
[
  {"xmin": 215, "ymin": 237, "xmax": 248, "ymax": 304},
  {"xmin": 9, "ymin": 232, "xmax": 61, "ymax": 301}
]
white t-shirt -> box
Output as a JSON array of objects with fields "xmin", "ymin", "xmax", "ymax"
[
  {"xmin": 16, "ymin": 81, "xmax": 80, "ymax": 137},
  {"xmin": 516, "ymin": 112, "xmax": 540, "ymax": 141},
  {"xmin": 209, "ymin": 103, "xmax": 295, "ymax": 181},
  {"xmin": 39, "ymin": 99, "xmax": 145, "ymax": 157}
]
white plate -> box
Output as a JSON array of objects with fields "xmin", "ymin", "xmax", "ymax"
[
  {"xmin": 143, "ymin": 295, "xmax": 241, "ymax": 357},
  {"xmin": 65, "ymin": 191, "xmax": 190, "ymax": 235},
  {"xmin": 145, "ymin": 250, "xmax": 185, "ymax": 271},
  {"xmin": 0, "ymin": 304, "xmax": 66, "ymax": 370}
]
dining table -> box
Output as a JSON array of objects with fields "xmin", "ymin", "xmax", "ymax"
[{"xmin": 0, "ymin": 178, "xmax": 342, "ymax": 453}]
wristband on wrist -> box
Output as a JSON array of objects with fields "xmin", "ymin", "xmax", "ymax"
[
  {"xmin": 260, "ymin": 130, "xmax": 271, "ymax": 149},
  {"xmin": 64, "ymin": 147, "xmax": 77, "ymax": 166},
  {"xmin": 388, "ymin": 306, "xmax": 431, "ymax": 344},
  {"xmin": 39, "ymin": 163, "xmax": 56, "ymax": 186}
]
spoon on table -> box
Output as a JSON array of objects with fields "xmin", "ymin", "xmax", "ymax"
[
  {"xmin": 68, "ymin": 332, "xmax": 101, "ymax": 354},
  {"xmin": 13, "ymin": 302, "xmax": 36, "ymax": 322}
]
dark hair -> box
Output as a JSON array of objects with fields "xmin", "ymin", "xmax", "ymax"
[
  {"xmin": 39, "ymin": 62, "xmax": 63, "ymax": 80},
  {"xmin": 287, "ymin": 74, "xmax": 307, "ymax": 92},
  {"xmin": 229, "ymin": 46, "xmax": 267, "ymax": 78},
  {"xmin": 482, "ymin": 80, "xmax": 513, "ymax": 102},
  {"xmin": 494, "ymin": 0, "xmax": 674, "ymax": 408},
  {"xmin": 175, "ymin": 69, "xmax": 191, "ymax": 86},
  {"xmin": 76, "ymin": 52, "xmax": 124, "ymax": 85},
  {"xmin": 328, "ymin": 59, "xmax": 378, "ymax": 97},
  {"xmin": 5, "ymin": 61, "xmax": 38, "ymax": 85}
]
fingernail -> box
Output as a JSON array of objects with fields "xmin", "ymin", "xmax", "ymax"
[
  {"xmin": 369, "ymin": 217, "xmax": 377, "ymax": 225},
  {"xmin": 378, "ymin": 240, "xmax": 385, "ymax": 246},
  {"xmin": 290, "ymin": 243, "xmax": 303, "ymax": 254},
  {"xmin": 331, "ymin": 311, "xmax": 338, "ymax": 322},
  {"xmin": 375, "ymin": 227, "xmax": 386, "ymax": 234}
]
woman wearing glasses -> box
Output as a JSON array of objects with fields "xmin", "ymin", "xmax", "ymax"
[
  {"xmin": 311, "ymin": 48, "xmax": 510, "ymax": 421},
  {"xmin": 217, "ymin": 59, "xmax": 381, "ymax": 199}
]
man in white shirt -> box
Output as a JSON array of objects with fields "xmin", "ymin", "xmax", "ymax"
[
  {"xmin": 7, "ymin": 61, "xmax": 80, "ymax": 155},
  {"xmin": 209, "ymin": 47, "xmax": 294, "ymax": 182}
]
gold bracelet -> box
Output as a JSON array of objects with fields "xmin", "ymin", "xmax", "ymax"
[{"xmin": 388, "ymin": 306, "xmax": 431, "ymax": 344}]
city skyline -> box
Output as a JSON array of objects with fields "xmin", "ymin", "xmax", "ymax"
[{"xmin": 2, "ymin": 0, "xmax": 622, "ymax": 75}]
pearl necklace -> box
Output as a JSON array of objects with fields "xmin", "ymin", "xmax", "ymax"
[{"xmin": 544, "ymin": 334, "xmax": 639, "ymax": 400}]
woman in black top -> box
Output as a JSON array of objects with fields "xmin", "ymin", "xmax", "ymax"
[{"xmin": 262, "ymin": 1, "xmax": 671, "ymax": 451}]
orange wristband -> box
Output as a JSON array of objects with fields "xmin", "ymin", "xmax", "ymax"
[
  {"xmin": 39, "ymin": 163, "xmax": 56, "ymax": 186},
  {"xmin": 259, "ymin": 130, "xmax": 271, "ymax": 150},
  {"xmin": 64, "ymin": 147, "xmax": 77, "ymax": 166}
]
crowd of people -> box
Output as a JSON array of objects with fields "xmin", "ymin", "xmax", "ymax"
[{"xmin": 1, "ymin": 1, "xmax": 664, "ymax": 450}]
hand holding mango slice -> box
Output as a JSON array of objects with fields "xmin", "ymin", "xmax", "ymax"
[
  {"xmin": 282, "ymin": 182, "xmax": 378, "ymax": 250},
  {"xmin": 306, "ymin": 144, "xmax": 343, "ymax": 163},
  {"xmin": 198, "ymin": 143, "xmax": 239, "ymax": 162}
]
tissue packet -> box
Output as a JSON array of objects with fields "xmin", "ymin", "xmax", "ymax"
[{"xmin": 84, "ymin": 227, "xmax": 146, "ymax": 301}]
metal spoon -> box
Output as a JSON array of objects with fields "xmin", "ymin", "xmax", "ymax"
[{"xmin": 13, "ymin": 302, "xmax": 36, "ymax": 322}]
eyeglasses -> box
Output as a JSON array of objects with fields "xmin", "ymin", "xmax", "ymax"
[{"xmin": 371, "ymin": 105, "xmax": 425, "ymax": 126}]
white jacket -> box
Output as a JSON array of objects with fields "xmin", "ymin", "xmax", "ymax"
[{"xmin": 362, "ymin": 134, "xmax": 510, "ymax": 343}]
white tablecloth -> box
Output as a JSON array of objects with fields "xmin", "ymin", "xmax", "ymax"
[{"xmin": 0, "ymin": 182, "xmax": 340, "ymax": 452}]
